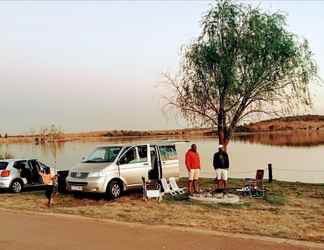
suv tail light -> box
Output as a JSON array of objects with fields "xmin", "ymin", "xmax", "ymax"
[{"xmin": 0, "ymin": 170, "xmax": 10, "ymax": 177}]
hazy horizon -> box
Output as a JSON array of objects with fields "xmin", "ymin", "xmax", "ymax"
[{"xmin": 1, "ymin": 1, "xmax": 323, "ymax": 135}]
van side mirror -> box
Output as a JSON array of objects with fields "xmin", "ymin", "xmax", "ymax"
[{"xmin": 81, "ymin": 156, "xmax": 87, "ymax": 162}]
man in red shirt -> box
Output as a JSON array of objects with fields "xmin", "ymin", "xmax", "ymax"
[{"xmin": 185, "ymin": 144, "xmax": 201, "ymax": 194}]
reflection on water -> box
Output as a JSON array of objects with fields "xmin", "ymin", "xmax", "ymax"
[
  {"xmin": 39, "ymin": 142, "xmax": 65, "ymax": 160},
  {"xmin": 1, "ymin": 134, "xmax": 324, "ymax": 184},
  {"xmin": 234, "ymin": 130, "xmax": 324, "ymax": 147}
]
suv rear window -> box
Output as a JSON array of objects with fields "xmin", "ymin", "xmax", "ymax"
[{"xmin": 0, "ymin": 162, "xmax": 8, "ymax": 170}]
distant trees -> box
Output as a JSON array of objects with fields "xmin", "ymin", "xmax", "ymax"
[
  {"xmin": 0, "ymin": 152, "xmax": 13, "ymax": 160},
  {"xmin": 34, "ymin": 124, "xmax": 64, "ymax": 144},
  {"xmin": 0, "ymin": 125, "xmax": 63, "ymax": 144},
  {"xmin": 165, "ymin": 0, "xmax": 319, "ymax": 149}
]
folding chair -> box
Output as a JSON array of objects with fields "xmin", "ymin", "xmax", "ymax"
[
  {"xmin": 169, "ymin": 177, "xmax": 186, "ymax": 194},
  {"xmin": 160, "ymin": 178, "xmax": 177, "ymax": 196}
]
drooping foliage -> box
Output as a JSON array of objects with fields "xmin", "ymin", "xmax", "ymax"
[{"xmin": 166, "ymin": 0, "xmax": 318, "ymax": 146}]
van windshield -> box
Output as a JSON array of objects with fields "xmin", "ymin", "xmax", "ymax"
[{"xmin": 85, "ymin": 147, "xmax": 122, "ymax": 163}]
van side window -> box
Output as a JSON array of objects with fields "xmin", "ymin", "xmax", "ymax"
[
  {"xmin": 159, "ymin": 145, "xmax": 177, "ymax": 161},
  {"xmin": 119, "ymin": 147, "xmax": 137, "ymax": 165},
  {"xmin": 137, "ymin": 145, "xmax": 148, "ymax": 162}
]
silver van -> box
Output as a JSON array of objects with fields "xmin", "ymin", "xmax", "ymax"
[{"xmin": 66, "ymin": 143, "xmax": 179, "ymax": 198}]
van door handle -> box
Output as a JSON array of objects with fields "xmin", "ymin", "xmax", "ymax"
[{"xmin": 143, "ymin": 163, "xmax": 149, "ymax": 165}]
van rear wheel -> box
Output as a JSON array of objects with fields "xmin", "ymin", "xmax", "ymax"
[{"xmin": 107, "ymin": 180, "xmax": 122, "ymax": 199}]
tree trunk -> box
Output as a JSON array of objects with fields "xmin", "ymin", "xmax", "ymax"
[
  {"xmin": 217, "ymin": 84, "xmax": 231, "ymax": 151},
  {"xmin": 217, "ymin": 108, "xmax": 224, "ymax": 143},
  {"xmin": 217, "ymin": 109, "xmax": 229, "ymax": 151}
]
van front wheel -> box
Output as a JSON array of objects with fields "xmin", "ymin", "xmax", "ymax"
[{"xmin": 107, "ymin": 180, "xmax": 122, "ymax": 199}]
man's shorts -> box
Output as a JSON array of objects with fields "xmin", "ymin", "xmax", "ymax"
[
  {"xmin": 215, "ymin": 169, "xmax": 228, "ymax": 181},
  {"xmin": 188, "ymin": 169, "xmax": 200, "ymax": 181}
]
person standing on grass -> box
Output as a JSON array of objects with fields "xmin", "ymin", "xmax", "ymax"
[
  {"xmin": 185, "ymin": 144, "xmax": 201, "ymax": 194},
  {"xmin": 39, "ymin": 168, "xmax": 58, "ymax": 207},
  {"xmin": 213, "ymin": 145, "xmax": 229, "ymax": 192}
]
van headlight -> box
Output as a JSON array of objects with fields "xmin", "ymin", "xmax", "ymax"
[{"xmin": 88, "ymin": 171, "xmax": 105, "ymax": 178}]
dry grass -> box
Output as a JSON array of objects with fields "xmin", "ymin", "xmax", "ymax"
[{"xmin": 0, "ymin": 178, "xmax": 323, "ymax": 243}]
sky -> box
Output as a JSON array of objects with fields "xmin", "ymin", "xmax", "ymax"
[{"xmin": 0, "ymin": 0, "xmax": 323, "ymax": 135}]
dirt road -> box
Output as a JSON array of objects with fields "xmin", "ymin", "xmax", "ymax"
[{"xmin": 0, "ymin": 210, "xmax": 322, "ymax": 250}]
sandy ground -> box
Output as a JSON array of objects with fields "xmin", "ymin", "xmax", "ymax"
[{"xmin": 0, "ymin": 210, "xmax": 323, "ymax": 250}]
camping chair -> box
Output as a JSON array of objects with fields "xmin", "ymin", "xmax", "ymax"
[
  {"xmin": 142, "ymin": 177, "xmax": 162, "ymax": 201},
  {"xmin": 237, "ymin": 169, "xmax": 266, "ymax": 197},
  {"xmin": 160, "ymin": 178, "xmax": 177, "ymax": 196},
  {"xmin": 169, "ymin": 177, "xmax": 186, "ymax": 194}
]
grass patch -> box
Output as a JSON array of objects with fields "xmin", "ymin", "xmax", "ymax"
[
  {"xmin": 197, "ymin": 201, "xmax": 250, "ymax": 210},
  {"xmin": 264, "ymin": 193, "xmax": 287, "ymax": 206},
  {"xmin": 162, "ymin": 193, "xmax": 190, "ymax": 202}
]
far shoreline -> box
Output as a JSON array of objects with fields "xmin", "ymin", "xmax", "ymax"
[
  {"xmin": 0, "ymin": 128, "xmax": 214, "ymax": 144},
  {"xmin": 2, "ymin": 114, "xmax": 324, "ymax": 145},
  {"xmin": 2, "ymin": 128, "xmax": 324, "ymax": 148}
]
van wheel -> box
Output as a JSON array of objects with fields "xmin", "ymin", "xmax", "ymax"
[
  {"xmin": 107, "ymin": 180, "xmax": 122, "ymax": 199},
  {"xmin": 10, "ymin": 180, "xmax": 23, "ymax": 193}
]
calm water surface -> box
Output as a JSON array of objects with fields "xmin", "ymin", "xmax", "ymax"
[{"xmin": 1, "ymin": 135, "xmax": 324, "ymax": 183}]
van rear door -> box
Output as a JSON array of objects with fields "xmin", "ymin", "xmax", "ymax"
[{"xmin": 158, "ymin": 145, "xmax": 179, "ymax": 178}]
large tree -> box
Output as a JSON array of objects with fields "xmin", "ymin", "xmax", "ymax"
[{"xmin": 165, "ymin": 0, "xmax": 319, "ymax": 149}]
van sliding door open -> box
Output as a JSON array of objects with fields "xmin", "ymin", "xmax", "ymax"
[{"xmin": 159, "ymin": 145, "xmax": 179, "ymax": 178}]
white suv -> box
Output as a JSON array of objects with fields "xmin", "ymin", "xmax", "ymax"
[{"xmin": 0, "ymin": 159, "xmax": 53, "ymax": 193}]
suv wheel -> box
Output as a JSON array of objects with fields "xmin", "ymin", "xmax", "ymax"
[
  {"xmin": 107, "ymin": 180, "xmax": 122, "ymax": 199},
  {"xmin": 10, "ymin": 180, "xmax": 23, "ymax": 193}
]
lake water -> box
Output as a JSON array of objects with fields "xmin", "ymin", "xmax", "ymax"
[{"xmin": 1, "ymin": 133, "xmax": 324, "ymax": 184}]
